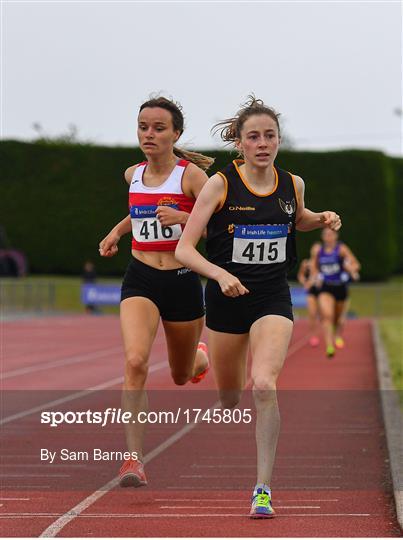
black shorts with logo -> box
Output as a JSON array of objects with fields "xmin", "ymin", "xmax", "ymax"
[
  {"xmin": 121, "ymin": 257, "xmax": 205, "ymax": 322},
  {"xmin": 205, "ymin": 278, "xmax": 293, "ymax": 334},
  {"xmin": 319, "ymin": 282, "xmax": 348, "ymax": 302}
]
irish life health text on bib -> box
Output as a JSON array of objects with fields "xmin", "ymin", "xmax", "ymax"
[{"xmin": 232, "ymin": 224, "xmax": 288, "ymax": 264}]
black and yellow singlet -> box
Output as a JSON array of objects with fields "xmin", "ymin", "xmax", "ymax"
[{"xmin": 206, "ymin": 159, "xmax": 298, "ymax": 285}]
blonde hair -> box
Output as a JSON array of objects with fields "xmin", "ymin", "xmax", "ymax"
[
  {"xmin": 213, "ymin": 95, "xmax": 281, "ymax": 144},
  {"xmin": 173, "ymin": 146, "xmax": 214, "ymax": 171}
]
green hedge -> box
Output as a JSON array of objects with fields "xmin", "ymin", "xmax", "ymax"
[
  {"xmin": 0, "ymin": 141, "xmax": 140, "ymax": 275},
  {"xmin": 276, "ymin": 149, "xmax": 398, "ymax": 280},
  {"xmin": 0, "ymin": 141, "xmax": 399, "ymax": 280},
  {"xmin": 389, "ymin": 157, "xmax": 403, "ymax": 272}
]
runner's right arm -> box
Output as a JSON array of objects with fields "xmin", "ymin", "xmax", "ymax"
[
  {"xmin": 175, "ymin": 174, "xmax": 249, "ymax": 297},
  {"xmin": 98, "ymin": 166, "xmax": 137, "ymax": 257}
]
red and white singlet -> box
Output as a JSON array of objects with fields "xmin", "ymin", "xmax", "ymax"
[{"xmin": 129, "ymin": 159, "xmax": 195, "ymax": 251}]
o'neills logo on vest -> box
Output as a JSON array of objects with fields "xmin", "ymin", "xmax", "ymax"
[{"xmin": 229, "ymin": 206, "xmax": 256, "ymax": 211}]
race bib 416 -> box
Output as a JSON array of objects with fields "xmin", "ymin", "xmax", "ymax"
[
  {"xmin": 130, "ymin": 205, "xmax": 182, "ymax": 243},
  {"xmin": 232, "ymin": 224, "xmax": 288, "ymax": 264}
]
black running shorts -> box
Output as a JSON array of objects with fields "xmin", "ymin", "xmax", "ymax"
[
  {"xmin": 319, "ymin": 282, "xmax": 348, "ymax": 302},
  {"xmin": 307, "ymin": 285, "xmax": 320, "ymax": 297},
  {"xmin": 121, "ymin": 257, "xmax": 205, "ymax": 322},
  {"xmin": 205, "ymin": 278, "xmax": 293, "ymax": 334}
]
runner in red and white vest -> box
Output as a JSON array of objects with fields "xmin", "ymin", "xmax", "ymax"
[
  {"xmin": 129, "ymin": 159, "xmax": 195, "ymax": 252},
  {"xmin": 99, "ymin": 97, "xmax": 213, "ymax": 489}
]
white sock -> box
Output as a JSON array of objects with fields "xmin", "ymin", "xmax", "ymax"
[{"xmin": 254, "ymin": 483, "xmax": 271, "ymax": 495}]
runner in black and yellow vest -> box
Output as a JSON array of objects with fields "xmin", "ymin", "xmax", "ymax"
[{"xmin": 176, "ymin": 96, "xmax": 341, "ymax": 519}]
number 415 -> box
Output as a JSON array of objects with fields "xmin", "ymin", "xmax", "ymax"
[{"xmin": 242, "ymin": 241, "xmax": 278, "ymax": 262}]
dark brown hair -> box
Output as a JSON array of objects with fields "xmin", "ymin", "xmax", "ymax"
[
  {"xmin": 213, "ymin": 95, "xmax": 281, "ymax": 144},
  {"xmin": 139, "ymin": 96, "xmax": 214, "ymax": 171}
]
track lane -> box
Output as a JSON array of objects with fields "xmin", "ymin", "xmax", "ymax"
[{"xmin": 1, "ymin": 317, "xmax": 400, "ymax": 537}]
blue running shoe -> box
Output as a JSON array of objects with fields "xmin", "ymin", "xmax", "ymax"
[{"xmin": 250, "ymin": 487, "xmax": 275, "ymax": 519}]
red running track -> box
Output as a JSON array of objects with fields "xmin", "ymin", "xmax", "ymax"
[{"xmin": 0, "ymin": 315, "xmax": 401, "ymax": 537}]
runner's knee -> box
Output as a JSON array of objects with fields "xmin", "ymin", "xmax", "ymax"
[
  {"xmin": 125, "ymin": 353, "xmax": 148, "ymax": 385},
  {"xmin": 322, "ymin": 312, "xmax": 333, "ymax": 324},
  {"xmin": 252, "ymin": 377, "xmax": 277, "ymax": 403}
]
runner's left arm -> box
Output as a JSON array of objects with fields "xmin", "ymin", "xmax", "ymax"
[
  {"xmin": 293, "ymin": 176, "xmax": 341, "ymax": 231},
  {"xmin": 340, "ymin": 244, "xmax": 361, "ymax": 280}
]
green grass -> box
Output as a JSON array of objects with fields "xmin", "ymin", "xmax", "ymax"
[
  {"xmin": 0, "ymin": 275, "xmax": 120, "ymax": 314},
  {"xmin": 292, "ymin": 280, "xmax": 403, "ymax": 319},
  {"xmin": 379, "ymin": 318, "xmax": 403, "ymax": 402}
]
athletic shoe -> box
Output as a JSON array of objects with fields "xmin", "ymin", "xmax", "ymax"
[
  {"xmin": 191, "ymin": 342, "xmax": 209, "ymax": 384},
  {"xmin": 119, "ymin": 458, "xmax": 147, "ymax": 487},
  {"xmin": 335, "ymin": 336, "xmax": 345, "ymax": 349},
  {"xmin": 250, "ymin": 487, "xmax": 275, "ymax": 519},
  {"xmin": 326, "ymin": 345, "xmax": 335, "ymax": 358},
  {"xmin": 309, "ymin": 336, "xmax": 320, "ymax": 347}
]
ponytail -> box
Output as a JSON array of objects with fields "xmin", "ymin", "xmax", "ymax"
[{"xmin": 173, "ymin": 146, "xmax": 215, "ymax": 171}]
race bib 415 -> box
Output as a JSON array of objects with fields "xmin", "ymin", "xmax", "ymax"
[{"xmin": 232, "ymin": 224, "xmax": 288, "ymax": 264}]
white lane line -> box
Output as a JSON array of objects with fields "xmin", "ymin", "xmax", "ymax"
[
  {"xmin": 290, "ymin": 475, "xmax": 343, "ymax": 478},
  {"xmin": 180, "ymin": 475, "xmax": 341, "ymax": 479},
  {"xmin": 167, "ymin": 486, "xmax": 341, "ymax": 490},
  {"xmin": 201, "ymin": 456, "xmax": 253, "ymax": 459},
  {"xmin": 202, "ymin": 455, "xmax": 344, "ymax": 460},
  {"xmin": 282, "ymin": 430, "xmax": 372, "ymax": 435},
  {"xmin": 277, "ymin": 456, "xmax": 344, "ymax": 460},
  {"xmin": 191, "ymin": 464, "xmax": 255, "ymax": 468},
  {"xmin": 181, "ymin": 474, "xmax": 252, "ymax": 478},
  {"xmin": 1, "ymin": 359, "xmax": 167, "ymax": 426},
  {"xmin": 278, "ymin": 465, "xmax": 342, "ymax": 469},
  {"xmin": 279, "ymin": 499, "xmax": 339, "ymax": 502},
  {"xmin": 0, "ymin": 498, "xmax": 30, "ymax": 501},
  {"xmin": 1, "ymin": 485, "xmax": 50, "ymax": 489},
  {"xmin": 154, "ymin": 498, "xmax": 340, "ymax": 502},
  {"xmin": 1, "ymin": 346, "xmax": 123, "ymax": 380},
  {"xmin": 39, "ymin": 336, "xmax": 308, "ymax": 537},
  {"xmin": 190, "ymin": 464, "xmax": 342, "ymax": 469},
  {"xmin": 1, "ymin": 474, "xmax": 70, "ymax": 478},
  {"xmin": 0, "ymin": 455, "xmax": 41, "ymax": 458},
  {"xmin": 159, "ymin": 505, "xmax": 321, "ymax": 509},
  {"xmin": 1, "ymin": 464, "xmax": 88, "ymax": 469},
  {"xmin": 3, "ymin": 512, "xmax": 374, "ymax": 518}
]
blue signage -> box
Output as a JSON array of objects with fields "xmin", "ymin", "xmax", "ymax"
[
  {"xmin": 290, "ymin": 287, "xmax": 307, "ymax": 308},
  {"xmin": 81, "ymin": 284, "xmax": 307, "ymax": 308},
  {"xmin": 81, "ymin": 284, "xmax": 121, "ymax": 305}
]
